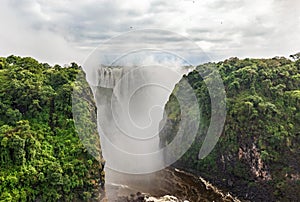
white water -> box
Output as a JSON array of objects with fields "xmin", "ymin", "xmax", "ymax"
[
  {"xmin": 93, "ymin": 64, "xmax": 188, "ymax": 174},
  {"xmin": 91, "ymin": 63, "xmax": 190, "ymax": 201}
]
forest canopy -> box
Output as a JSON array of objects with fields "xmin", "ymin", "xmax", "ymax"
[
  {"xmin": 0, "ymin": 56, "xmax": 104, "ymax": 201},
  {"xmin": 160, "ymin": 56, "xmax": 300, "ymax": 201}
]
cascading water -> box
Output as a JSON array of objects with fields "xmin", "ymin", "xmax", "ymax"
[
  {"xmin": 93, "ymin": 64, "xmax": 187, "ymax": 170},
  {"xmin": 91, "ymin": 63, "xmax": 189, "ymax": 200}
]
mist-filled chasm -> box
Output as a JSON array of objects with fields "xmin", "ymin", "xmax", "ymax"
[
  {"xmin": 87, "ymin": 63, "xmax": 236, "ymax": 202},
  {"xmin": 92, "ymin": 64, "xmax": 188, "ymax": 199},
  {"xmin": 93, "ymin": 64, "xmax": 187, "ymax": 173}
]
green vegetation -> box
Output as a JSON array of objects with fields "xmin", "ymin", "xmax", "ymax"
[
  {"xmin": 0, "ymin": 56, "xmax": 104, "ymax": 201},
  {"xmin": 160, "ymin": 56, "xmax": 300, "ymax": 201},
  {"xmin": 1, "ymin": 54, "xmax": 299, "ymax": 201}
]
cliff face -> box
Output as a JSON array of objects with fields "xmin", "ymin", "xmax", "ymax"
[
  {"xmin": 159, "ymin": 57, "xmax": 300, "ymax": 201},
  {"xmin": 0, "ymin": 56, "xmax": 105, "ymax": 201}
]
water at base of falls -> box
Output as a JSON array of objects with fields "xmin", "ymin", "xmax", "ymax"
[{"xmin": 103, "ymin": 167, "xmax": 239, "ymax": 202}]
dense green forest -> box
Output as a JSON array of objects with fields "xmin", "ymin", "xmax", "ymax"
[
  {"xmin": 160, "ymin": 56, "xmax": 300, "ymax": 201},
  {"xmin": 1, "ymin": 54, "xmax": 299, "ymax": 201},
  {"xmin": 0, "ymin": 56, "xmax": 104, "ymax": 201}
]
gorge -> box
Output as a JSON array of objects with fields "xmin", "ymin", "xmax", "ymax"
[
  {"xmin": 0, "ymin": 55, "xmax": 299, "ymax": 201},
  {"xmin": 89, "ymin": 56, "xmax": 300, "ymax": 201}
]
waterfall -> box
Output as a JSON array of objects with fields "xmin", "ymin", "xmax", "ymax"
[
  {"xmin": 92, "ymin": 64, "xmax": 190, "ymax": 173},
  {"xmin": 90, "ymin": 63, "xmax": 190, "ymax": 201},
  {"xmin": 97, "ymin": 66, "xmax": 123, "ymax": 88}
]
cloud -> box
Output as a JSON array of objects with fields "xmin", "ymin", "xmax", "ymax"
[
  {"xmin": 0, "ymin": 0, "xmax": 89, "ymax": 65},
  {"xmin": 0, "ymin": 0, "xmax": 299, "ymax": 65}
]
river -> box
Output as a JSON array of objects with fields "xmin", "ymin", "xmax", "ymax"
[{"xmin": 103, "ymin": 167, "xmax": 240, "ymax": 202}]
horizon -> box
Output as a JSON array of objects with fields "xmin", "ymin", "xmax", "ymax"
[{"xmin": 1, "ymin": 53, "xmax": 298, "ymax": 68}]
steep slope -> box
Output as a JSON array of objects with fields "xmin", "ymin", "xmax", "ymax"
[
  {"xmin": 160, "ymin": 57, "xmax": 300, "ymax": 201},
  {"xmin": 0, "ymin": 56, "xmax": 104, "ymax": 201}
]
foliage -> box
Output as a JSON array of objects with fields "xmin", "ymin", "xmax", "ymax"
[
  {"xmin": 0, "ymin": 56, "xmax": 104, "ymax": 201},
  {"xmin": 160, "ymin": 56, "xmax": 300, "ymax": 201}
]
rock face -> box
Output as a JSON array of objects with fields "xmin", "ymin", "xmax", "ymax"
[{"xmin": 159, "ymin": 57, "xmax": 300, "ymax": 201}]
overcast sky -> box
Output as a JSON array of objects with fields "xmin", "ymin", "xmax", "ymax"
[{"xmin": 0, "ymin": 0, "xmax": 299, "ymax": 65}]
